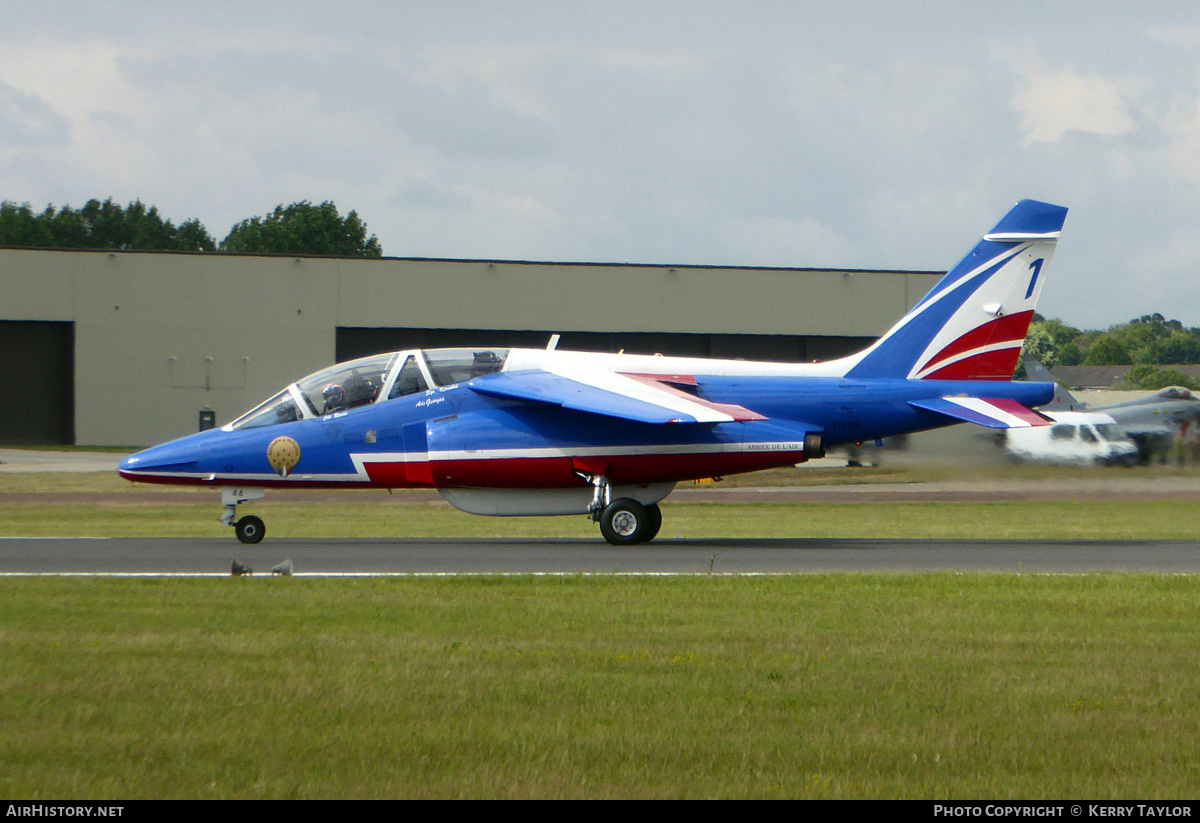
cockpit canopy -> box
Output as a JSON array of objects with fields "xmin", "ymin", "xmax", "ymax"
[{"xmin": 227, "ymin": 348, "xmax": 509, "ymax": 431}]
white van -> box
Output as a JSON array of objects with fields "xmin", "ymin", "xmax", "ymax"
[{"xmin": 1004, "ymin": 411, "xmax": 1138, "ymax": 466}]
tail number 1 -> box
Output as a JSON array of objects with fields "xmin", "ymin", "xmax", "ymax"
[{"xmin": 1024, "ymin": 258, "xmax": 1044, "ymax": 300}]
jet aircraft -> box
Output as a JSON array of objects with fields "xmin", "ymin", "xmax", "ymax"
[
  {"xmin": 1023, "ymin": 357, "xmax": 1200, "ymax": 460},
  {"xmin": 119, "ymin": 199, "xmax": 1067, "ymax": 545}
]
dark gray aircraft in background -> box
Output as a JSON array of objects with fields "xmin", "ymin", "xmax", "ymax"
[{"xmin": 1023, "ymin": 358, "xmax": 1200, "ymax": 461}]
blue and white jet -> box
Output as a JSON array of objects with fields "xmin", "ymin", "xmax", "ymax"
[{"xmin": 120, "ymin": 199, "xmax": 1067, "ymax": 545}]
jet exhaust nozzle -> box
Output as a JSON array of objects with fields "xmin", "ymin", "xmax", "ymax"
[{"xmin": 804, "ymin": 432, "xmax": 825, "ymax": 460}]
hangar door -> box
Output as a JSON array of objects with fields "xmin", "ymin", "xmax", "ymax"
[{"xmin": 0, "ymin": 321, "xmax": 74, "ymax": 444}]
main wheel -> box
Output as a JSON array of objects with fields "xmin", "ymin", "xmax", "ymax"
[
  {"xmin": 234, "ymin": 515, "xmax": 265, "ymax": 544},
  {"xmin": 642, "ymin": 503, "xmax": 663, "ymax": 543},
  {"xmin": 599, "ymin": 498, "xmax": 648, "ymax": 546}
]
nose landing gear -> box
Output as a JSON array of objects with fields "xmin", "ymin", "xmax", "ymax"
[{"xmin": 220, "ymin": 488, "xmax": 266, "ymax": 544}]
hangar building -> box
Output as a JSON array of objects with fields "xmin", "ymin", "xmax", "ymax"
[{"xmin": 0, "ymin": 248, "xmax": 940, "ymax": 447}]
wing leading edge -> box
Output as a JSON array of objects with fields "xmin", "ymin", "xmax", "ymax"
[{"xmin": 469, "ymin": 369, "xmax": 766, "ymax": 425}]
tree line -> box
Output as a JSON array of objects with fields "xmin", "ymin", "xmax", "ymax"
[
  {"xmin": 1023, "ymin": 313, "xmax": 1200, "ymax": 390},
  {"xmin": 0, "ymin": 198, "xmax": 381, "ymax": 257}
]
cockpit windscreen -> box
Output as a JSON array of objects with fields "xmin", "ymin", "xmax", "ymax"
[{"xmin": 226, "ymin": 348, "xmax": 510, "ymax": 431}]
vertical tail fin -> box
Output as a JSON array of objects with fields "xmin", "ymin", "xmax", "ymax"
[
  {"xmin": 1022, "ymin": 357, "xmax": 1081, "ymax": 410},
  {"xmin": 845, "ymin": 199, "xmax": 1068, "ymax": 381}
]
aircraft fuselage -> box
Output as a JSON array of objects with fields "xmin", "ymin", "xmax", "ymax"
[
  {"xmin": 120, "ymin": 357, "xmax": 1052, "ymax": 490},
  {"xmin": 117, "ymin": 199, "xmax": 1068, "ymax": 545}
]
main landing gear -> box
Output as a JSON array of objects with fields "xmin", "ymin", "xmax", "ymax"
[
  {"xmin": 220, "ymin": 488, "xmax": 267, "ymax": 544},
  {"xmin": 214, "ymin": 479, "xmax": 665, "ymax": 547},
  {"xmin": 599, "ymin": 498, "xmax": 663, "ymax": 546},
  {"xmin": 584, "ymin": 474, "xmax": 663, "ymax": 546}
]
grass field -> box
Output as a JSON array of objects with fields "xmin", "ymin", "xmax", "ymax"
[
  {"xmin": 3, "ymin": 462, "xmax": 1200, "ymax": 798},
  {"xmin": 8, "ymin": 498, "xmax": 1200, "ymax": 541},
  {"xmin": 3, "ymin": 464, "xmax": 1200, "ymax": 540},
  {"xmin": 3, "ymin": 574, "xmax": 1199, "ymax": 799}
]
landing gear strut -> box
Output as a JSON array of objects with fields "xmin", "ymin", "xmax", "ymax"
[
  {"xmin": 220, "ymin": 488, "xmax": 266, "ymax": 544},
  {"xmin": 581, "ymin": 473, "xmax": 662, "ymax": 546}
]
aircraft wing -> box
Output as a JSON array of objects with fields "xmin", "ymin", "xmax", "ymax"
[
  {"xmin": 909, "ymin": 397, "xmax": 1052, "ymax": 429},
  {"xmin": 469, "ymin": 369, "xmax": 767, "ymax": 424}
]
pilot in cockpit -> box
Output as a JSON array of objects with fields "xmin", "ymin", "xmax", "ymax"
[
  {"xmin": 275, "ymin": 400, "xmax": 299, "ymax": 424},
  {"xmin": 322, "ymin": 383, "xmax": 346, "ymax": 415},
  {"xmin": 472, "ymin": 350, "xmax": 503, "ymax": 378}
]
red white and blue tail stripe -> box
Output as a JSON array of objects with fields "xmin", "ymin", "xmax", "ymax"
[
  {"xmin": 909, "ymin": 396, "xmax": 1051, "ymax": 429},
  {"xmin": 845, "ymin": 200, "xmax": 1067, "ymax": 381}
]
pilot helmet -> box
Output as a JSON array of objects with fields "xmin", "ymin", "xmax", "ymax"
[{"xmin": 322, "ymin": 383, "xmax": 344, "ymax": 408}]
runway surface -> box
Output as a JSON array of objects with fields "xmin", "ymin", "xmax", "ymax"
[
  {"xmin": 3, "ymin": 449, "xmax": 1199, "ymax": 575},
  {"xmin": 1, "ymin": 537, "xmax": 1198, "ymax": 575}
]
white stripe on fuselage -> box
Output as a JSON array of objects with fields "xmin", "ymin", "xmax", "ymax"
[
  {"xmin": 122, "ymin": 440, "xmax": 809, "ymax": 484},
  {"xmin": 501, "ymin": 347, "xmax": 850, "ymax": 378}
]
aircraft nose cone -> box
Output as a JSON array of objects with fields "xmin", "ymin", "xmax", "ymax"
[
  {"xmin": 118, "ymin": 441, "xmax": 204, "ymax": 480},
  {"xmin": 118, "ymin": 453, "xmax": 140, "ymax": 473}
]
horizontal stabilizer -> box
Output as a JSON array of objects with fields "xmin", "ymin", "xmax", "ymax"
[
  {"xmin": 910, "ymin": 396, "xmax": 1052, "ymax": 429},
  {"xmin": 470, "ymin": 369, "xmax": 766, "ymax": 425}
]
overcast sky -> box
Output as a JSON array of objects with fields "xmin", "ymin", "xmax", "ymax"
[{"xmin": 4, "ymin": 2, "xmax": 1200, "ymax": 328}]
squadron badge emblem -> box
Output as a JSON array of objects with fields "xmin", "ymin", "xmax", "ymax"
[{"xmin": 267, "ymin": 436, "xmax": 301, "ymax": 477}]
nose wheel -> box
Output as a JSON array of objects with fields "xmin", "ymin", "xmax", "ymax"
[
  {"xmin": 220, "ymin": 488, "xmax": 267, "ymax": 544},
  {"xmin": 234, "ymin": 515, "xmax": 265, "ymax": 544}
]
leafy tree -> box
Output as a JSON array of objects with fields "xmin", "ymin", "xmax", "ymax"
[
  {"xmin": 1064, "ymin": 314, "xmax": 1200, "ymax": 366},
  {"xmin": 1017, "ymin": 324, "xmax": 1058, "ymax": 377},
  {"xmin": 176, "ymin": 219, "xmax": 215, "ymax": 252},
  {"xmin": 1020, "ymin": 317, "xmax": 1086, "ymax": 371},
  {"xmin": 1148, "ymin": 330, "xmax": 1200, "ymax": 365},
  {"xmin": 0, "ymin": 202, "xmax": 54, "ymax": 247},
  {"xmin": 1117, "ymin": 315, "xmax": 1173, "ymax": 364},
  {"xmin": 0, "ymin": 198, "xmax": 216, "ymax": 251},
  {"xmin": 2, "ymin": 197, "xmax": 384, "ymax": 257},
  {"xmin": 219, "ymin": 201, "xmax": 382, "ymax": 257},
  {"xmin": 1082, "ymin": 332, "xmax": 1132, "ymax": 365},
  {"xmin": 1057, "ymin": 339, "xmax": 1087, "ymax": 366},
  {"xmin": 1116, "ymin": 364, "xmax": 1200, "ymax": 391},
  {"xmin": 1131, "ymin": 312, "xmax": 1181, "ymax": 331},
  {"xmin": 1038, "ymin": 317, "xmax": 1083, "ymax": 347}
]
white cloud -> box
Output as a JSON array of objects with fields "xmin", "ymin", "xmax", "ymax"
[
  {"xmin": 8, "ymin": 3, "xmax": 1200, "ymax": 328},
  {"xmin": 0, "ymin": 80, "xmax": 68, "ymax": 149},
  {"xmin": 992, "ymin": 41, "xmax": 1138, "ymax": 146},
  {"xmin": 1143, "ymin": 24, "xmax": 1200, "ymax": 49}
]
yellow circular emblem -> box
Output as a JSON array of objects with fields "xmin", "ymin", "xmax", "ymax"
[{"xmin": 267, "ymin": 436, "xmax": 301, "ymax": 477}]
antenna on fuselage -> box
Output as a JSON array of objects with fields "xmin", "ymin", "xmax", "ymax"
[{"xmin": 547, "ymin": 334, "xmax": 560, "ymax": 350}]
